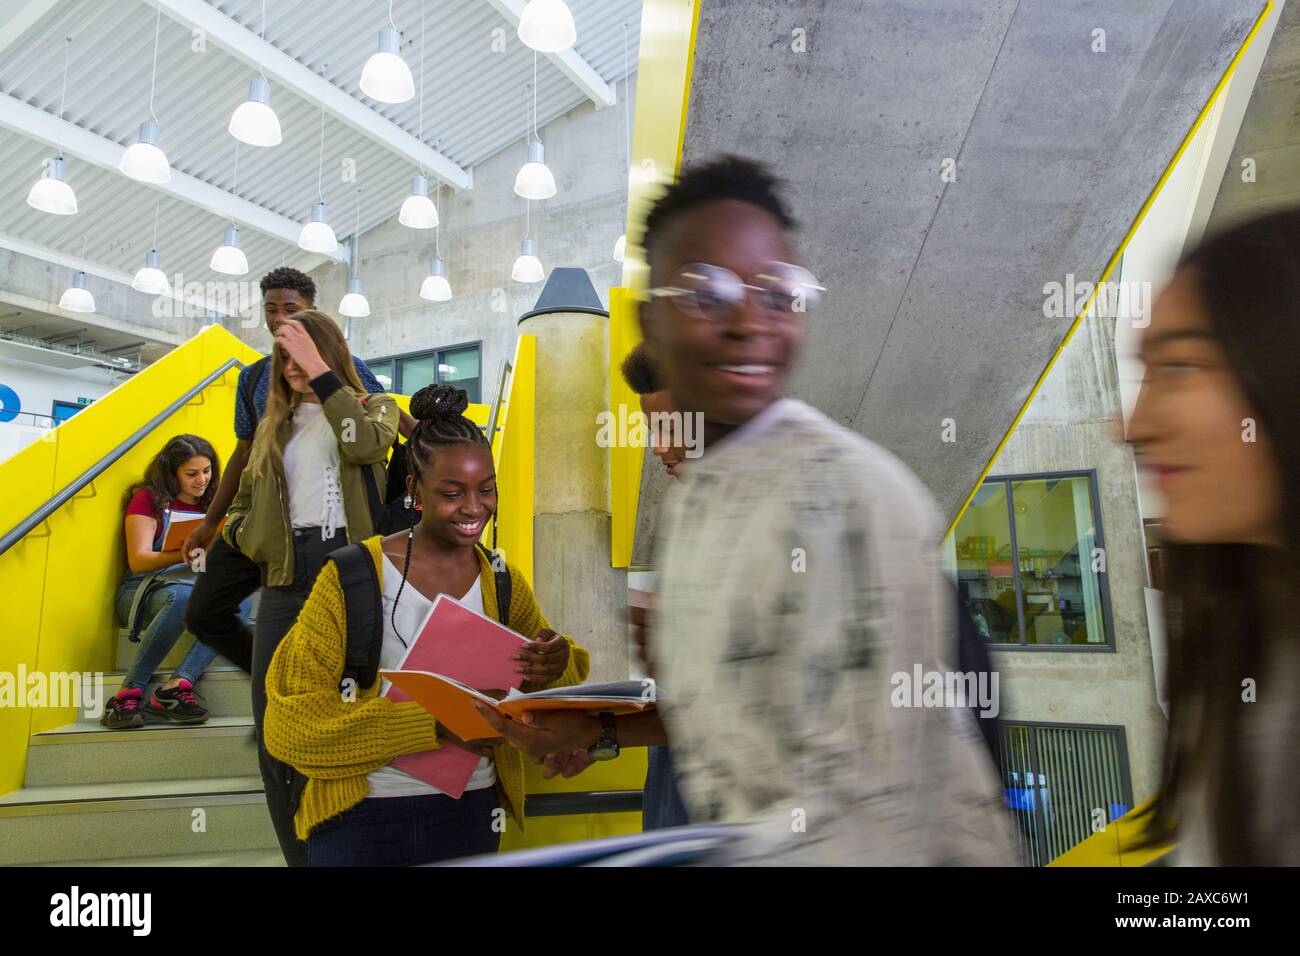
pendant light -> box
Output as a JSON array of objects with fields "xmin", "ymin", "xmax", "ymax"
[
  {"xmin": 614, "ymin": 22, "xmax": 631, "ymax": 262},
  {"xmin": 132, "ymin": 200, "xmax": 172, "ymax": 295},
  {"xmin": 511, "ymin": 199, "xmax": 544, "ymax": 283},
  {"xmin": 28, "ymin": 37, "xmax": 78, "ymax": 216},
  {"xmin": 299, "ymin": 109, "xmax": 339, "ymax": 252},
  {"xmin": 514, "ymin": 59, "xmax": 556, "ymax": 200},
  {"xmin": 210, "ymin": 144, "xmax": 249, "ymax": 275},
  {"xmin": 399, "ymin": 5, "xmax": 439, "ymax": 229},
  {"xmin": 59, "ymin": 236, "xmax": 95, "ymax": 313},
  {"xmin": 229, "ymin": 2, "xmax": 282, "ymax": 146},
  {"xmin": 120, "ymin": 9, "xmax": 171, "ymax": 183},
  {"xmin": 420, "ymin": 181, "xmax": 451, "ymax": 301},
  {"xmin": 339, "ymin": 189, "xmax": 371, "ymax": 317},
  {"xmin": 360, "ymin": 0, "xmax": 414, "ymax": 103},
  {"xmin": 518, "ymin": 0, "xmax": 576, "ymax": 53}
]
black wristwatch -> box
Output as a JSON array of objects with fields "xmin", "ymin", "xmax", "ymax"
[{"xmin": 587, "ymin": 712, "xmax": 619, "ymax": 761}]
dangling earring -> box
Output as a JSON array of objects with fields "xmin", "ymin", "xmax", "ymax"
[{"xmin": 403, "ymin": 493, "xmax": 413, "ymax": 510}]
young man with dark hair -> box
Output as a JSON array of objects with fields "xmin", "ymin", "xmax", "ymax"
[{"xmin": 480, "ymin": 156, "xmax": 1011, "ymax": 864}]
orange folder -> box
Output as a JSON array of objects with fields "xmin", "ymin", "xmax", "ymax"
[
  {"xmin": 380, "ymin": 672, "xmax": 657, "ymax": 742},
  {"xmin": 160, "ymin": 513, "xmax": 223, "ymax": 552}
]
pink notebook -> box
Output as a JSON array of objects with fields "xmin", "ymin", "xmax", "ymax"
[{"xmin": 384, "ymin": 593, "xmax": 527, "ymax": 798}]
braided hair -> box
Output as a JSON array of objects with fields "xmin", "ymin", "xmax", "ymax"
[{"xmin": 391, "ymin": 383, "xmax": 496, "ymax": 645}]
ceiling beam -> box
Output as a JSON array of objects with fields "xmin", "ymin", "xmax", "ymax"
[
  {"xmin": 0, "ymin": 232, "xmax": 239, "ymax": 322},
  {"xmin": 0, "ymin": 291, "xmax": 186, "ymax": 349},
  {"xmin": 483, "ymin": 0, "xmax": 617, "ymax": 107},
  {"xmin": 0, "ymin": 95, "xmax": 347, "ymax": 265},
  {"xmin": 142, "ymin": 0, "xmax": 472, "ymax": 191},
  {"xmin": 0, "ymin": 0, "xmax": 66, "ymax": 58}
]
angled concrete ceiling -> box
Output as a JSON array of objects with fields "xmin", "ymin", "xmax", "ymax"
[
  {"xmin": 631, "ymin": 0, "xmax": 1265, "ymax": 564},
  {"xmin": 691, "ymin": 0, "xmax": 1265, "ymax": 521}
]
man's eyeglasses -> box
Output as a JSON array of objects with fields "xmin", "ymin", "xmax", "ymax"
[{"xmin": 644, "ymin": 261, "xmax": 824, "ymax": 321}]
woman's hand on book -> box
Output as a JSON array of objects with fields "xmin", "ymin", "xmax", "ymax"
[{"xmin": 515, "ymin": 628, "xmax": 570, "ymax": 689}]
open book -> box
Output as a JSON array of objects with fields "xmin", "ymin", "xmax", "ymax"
[{"xmin": 379, "ymin": 673, "xmax": 658, "ymax": 742}]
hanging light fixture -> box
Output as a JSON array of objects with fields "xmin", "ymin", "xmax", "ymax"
[
  {"xmin": 514, "ymin": 60, "xmax": 556, "ymax": 200},
  {"xmin": 518, "ymin": 0, "xmax": 576, "ymax": 53},
  {"xmin": 210, "ymin": 143, "xmax": 249, "ymax": 275},
  {"xmin": 299, "ymin": 109, "xmax": 338, "ymax": 252},
  {"xmin": 420, "ymin": 181, "xmax": 451, "ymax": 301},
  {"xmin": 340, "ymin": 189, "xmax": 371, "ymax": 317},
  {"xmin": 28, "ymin": 157, "xmax": 77, "ymax": 217},
  {"xmin": 28, "ymin": 37, "xmax": 78, "ymax": 215},
  {"xmin": 210, "ymin": 225, "xmax": 248, "ymax": 275},
  {"xmin": 511, "ymin": 199, "xmax": 544, "ymax": 283},
  {"xmin": 132, "ymin": 200, "xmax": 172, "ymax": 295},
  {"xmin": 399, "ymin": 6, "xmax": 438, "ymax": 229},
  {"xmin": 120, "ymin": 9, "xmax": 171, "ymax": 183},
  {"xmin": 360, "ymin": 0, "xmax": 414, "ymax": 103},
  {"xmin": 59, "ymin": 236, "xmax": 95, "ymax": 313},
  {"xmin": 229, "ymin": 2, "xmax": 282, "ymax": 146},
  {"xmin": 614, "ymin": 22, "xmax": 631, "ymax": 262},
  {"xmin": 400, "ymin": 173, "xmax": 438, "ymax": 228},
  {"xmin": 230, "ymin": 76, "xmax": 281, "ymax": 147}
]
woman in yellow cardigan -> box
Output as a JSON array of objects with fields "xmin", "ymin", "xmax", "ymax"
[{"xmin": 264, "ymin": 383, "xmax": 589, "ymax": 865}]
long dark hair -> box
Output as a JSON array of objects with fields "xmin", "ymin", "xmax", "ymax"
[
  {"xmin": 1137, "ymin": 208, "xmax": 1300, "ymax": 864},
  {"xmin": 390, "ymin": 384, "xmax": 495, "ymax": 644},
  {"xmin": 128, "ymin": 434, "xmax": 221, "ymax": 513}
]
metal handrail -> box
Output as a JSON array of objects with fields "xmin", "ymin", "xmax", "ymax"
[
  {"xmin": 485, "ymin": 356, "xmax": 513, "ymax": 443},
  {"xmin": 0, "ymin": 357, "xmax": 247, "ymax": 558}
]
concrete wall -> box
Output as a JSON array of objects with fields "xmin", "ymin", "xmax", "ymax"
[
  {"xmin": 676, "ymin": 0, "xmax": 1263, "ymax": 522},
  {"xmin": 986, "ymin": 307, "xmax": 1166, "ymax": 803},
  {"xmin": 230, "ymin": 75, "xmax": 637, "ymax": 403}
]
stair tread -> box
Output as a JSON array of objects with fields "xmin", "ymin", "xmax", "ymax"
[
  {"xmin": 33, "ymin": 848, "xmax": 285, "ymax": 867},
  {"xmin": 0, "ymin": 775, "xmax": 265, "ymax": 808},
  {"xmin": 100, "ymin": 666, "xmax": 249, "ymax": 680},
  {"xmin": 34, "ymin": 715, "xmax": 255, "ymax": 738}
]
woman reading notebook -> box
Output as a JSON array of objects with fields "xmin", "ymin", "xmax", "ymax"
[{"xmin": 264, "ymin": 384, "xmax": 590, "ymax": 866}]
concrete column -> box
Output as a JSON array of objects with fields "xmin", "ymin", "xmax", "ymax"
[{"xmin": 518, "ymin": 268, "xmax": 628, "ymax": 682}]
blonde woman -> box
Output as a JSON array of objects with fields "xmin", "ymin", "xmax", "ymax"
[{"xmin": 223, "ymin": 309, "xmax": 397, "ymax": 866}]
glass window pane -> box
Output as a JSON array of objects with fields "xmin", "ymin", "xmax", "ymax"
[
  {"xmin": 952, "ymin": 480, "xmax": 1020, "ymax": 644},
  {"xmin": 438, "ymin": 345, "xmax": 481, "ymax": 403},
  {"xmin": 368, "ymin": 360, "xmax": 395, "ymax": 392},
  {"xmin": 397, "ymin": 354, "xmax": 440, "ymax": 396},
  {"xmin": 1009, "ymin": 476, "xmax": 1107, "ymax": 645}
]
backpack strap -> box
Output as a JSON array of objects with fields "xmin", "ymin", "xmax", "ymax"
[
  {"xmin": 326, "ymin": 542, "xmax": 383, "ymax": 693},
  {"xmin": 477, "ymin": 542, "xmax": 511, "ymax": 625},
  {"xmin": 240, "ymin": 355, "xmax": 270, "ymax": 423}
]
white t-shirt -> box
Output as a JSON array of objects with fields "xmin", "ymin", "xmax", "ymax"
[
  {"xmin": 282, "ymin": 402, "xmax": 344, "ymax": 535},
  {"xmin": 366, "ymin": 553, "xmax": 496, "ymax": 798}
]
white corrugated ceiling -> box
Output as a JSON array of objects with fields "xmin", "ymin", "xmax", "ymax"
[{"xmin": 0, "ymin": 0, "xmax": 640, "ymax": 297}]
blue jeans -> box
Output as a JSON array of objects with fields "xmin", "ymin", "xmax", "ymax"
[
  {"xmin": 116, "ymin": 575, "xmax": 252, "ymax": 690},
  {"xmin": 307, "ymin": 789, "xmax": 502, "ymax": 866},
  {"xmin": 643, "ymin": 745, "xmax": 690, "ymax": 830}
]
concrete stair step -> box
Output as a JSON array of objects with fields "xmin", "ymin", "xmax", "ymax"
[
  {"xmin": 0, "ymin": 776, "xmax": 276, "ymax": 866},
  {"xmin": 24, "ymin": 716, "xmax": 260, "ymax": 788},
  {"xmin": 96, "ymin": 665, "xmax": 252, "ymax": 719},
  {"xmin": 33, "ymin": 847, "xmax": 285, "ymax": 867}
]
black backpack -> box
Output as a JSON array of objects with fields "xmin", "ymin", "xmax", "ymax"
[{"xmin": 285, "ymin": 540, "xmax": 512, "ymax": 816}]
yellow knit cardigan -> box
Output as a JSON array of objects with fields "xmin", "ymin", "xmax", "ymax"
[{"xmin": 263, "ymin": 535, "xmax": 590, "ymax": 842}]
